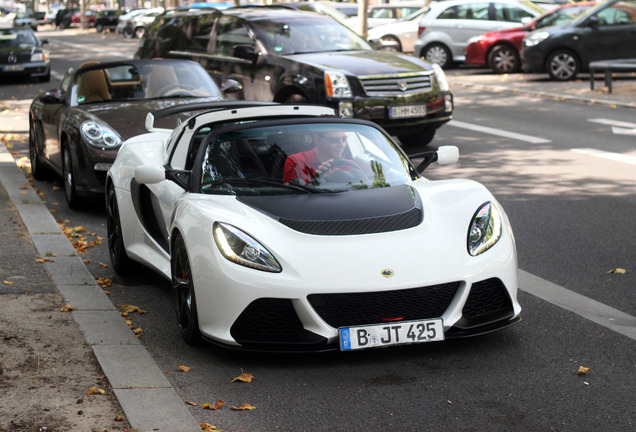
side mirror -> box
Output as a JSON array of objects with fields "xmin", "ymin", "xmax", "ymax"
[
  {"xmin": 135, "ymin": 165, "xmax": 165, "ymax": 184},
  {"xmin": 39, "ymin": 89, "xmax": 64, "ymax": 104},
  {"xmin": 586, "ymin": 15, "xmax": 599, "ymax": 29},
  {"xmin": 221, "ymin": 78, "xmax": 243, "ymax": 94},
  {"xmin": 233, "ymin": 44, "xmax": 258, "ymax": 62},
  {"xmin": 412, "ymin": 145, "xmax": 459, "ymax": 173},
  {"xmin": 40, "ymin": 38, "xmax": 49, "ymax": 45}
]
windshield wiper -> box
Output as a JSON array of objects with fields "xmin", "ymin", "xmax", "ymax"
[{"xmin": 201, "ymin": 177, "xmax": 325, "ymax": 193}]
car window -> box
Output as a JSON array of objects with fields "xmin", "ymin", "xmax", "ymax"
[
  {"xmin": 213, "ymin": 17, "xmax": 254, "ymax": 56},
  {"xmin": 197, "ymin": 122, "xmax": 416, "ymax": 195},
  {"xmin": 253, "ymin": 16, "xmax": 371, "ymax": 55},
  {"xmin": 535, "ymin": 5, "xmax": 590, "ymax": 29},
  {"xmin": 595, "ymin": 1, "xmax": 636, "ymax": 26},
  {"xmin": 370, "ymin": 8, "xmax": 395, "ymax": 19},
  {"xmin": 492, "ymin": 4, "xmax": 535, "ymax": 22},
  {"xmin": 0, "ymin": 29, "xmax": 37, "ymax": 45},
  {"xmin": 172, "ymin": 15, "xmax": 217, "ymax": 54},
  {"xmin": 457, "ymin": 3, "xmax": 490, "ymax": 20}
]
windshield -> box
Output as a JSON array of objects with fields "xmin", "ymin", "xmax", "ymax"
[
  {"xmin": 0, "ymin": 29, "xmax": 37, "ymax": 45},
  {"xmin": 199, "ymin": 122, "xmax": 417, "ymax": 196},
  {"xmin": 75, "ymin": 60, "xmax": 222, "ymax": 105},
  {"xmin": 252, "ymin": 16, "xmax": 372, "ymax": 55},
  {"xmin": 534, "ymin": 4, "xmax": 592, "ymax": 29}
]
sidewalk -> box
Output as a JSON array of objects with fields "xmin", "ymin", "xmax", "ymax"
[{"xmin": 1, "ymin": 73, "xmax": 635, "ymax": 431}]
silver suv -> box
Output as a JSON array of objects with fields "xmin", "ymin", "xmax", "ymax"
[{"xmin": 414, "ymin": 0, "xmax": 544, "ymax": 68}]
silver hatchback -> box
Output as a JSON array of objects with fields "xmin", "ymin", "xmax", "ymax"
[{"xmin": 414, "ymin": 0, "xmax": 544, "ymax": 68}]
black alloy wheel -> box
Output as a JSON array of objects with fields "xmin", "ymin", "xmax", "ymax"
[{"xmin": 171, "ymin": 234, "xmax": 202, "ymax": 344}]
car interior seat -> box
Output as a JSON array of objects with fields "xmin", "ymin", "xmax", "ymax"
[
  {"xmin": 76, "ymin": 61, "xmax": 111, "ymax": 103},
  {"xmin": 267, "ymin": 132, "xmax": 314, "ymax": 179}
]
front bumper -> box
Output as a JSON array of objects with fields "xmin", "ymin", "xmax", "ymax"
[
  {"xmin": 326, "ymin": 91, "xmax": 453, "ymax": 137},
  {"xmin": 0, "ymin": 60, "xmax": 50, "ymax": 79},
  {"xmin": 521, "ymin": 46, "xmax": 545, "ymax": 73}
]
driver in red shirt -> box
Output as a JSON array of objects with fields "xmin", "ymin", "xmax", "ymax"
[{"xmin": 283, "ymin": 131, "xmax": 351, "ymax": 184}]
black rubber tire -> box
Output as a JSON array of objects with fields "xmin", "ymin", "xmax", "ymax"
[
  {"xmin": 422, "ymin": 43, "xmax": 453, "ymax": 69},
  {"xmin": 28, "ymin": 119, "xmax": 50, "ymax": 180},
  {"xmin": 62, "ymin": 144, "xmax": 81, "ymax": 209},
  {"xmin": 488, "ymin": 44, "xmax": 520, "ymax": 74},
  {"xmin": 106, "ymin": 184, "xmax": 137, "ymax": 275},
  {"xmin": 547, "ymin": 50, "xmax": 580, "ymax": 81},
  {"xmin": 171, "ymin": 234, "xmax": 202, "ymax": 345}
]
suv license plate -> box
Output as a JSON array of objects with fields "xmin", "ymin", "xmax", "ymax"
[
  {"xmin": 339, "ymin": 319, "xmax": 444, "ymax": 351},
  {"xmin": 389, "ymin": 105, "xmax": 426, "ymax": 119}
]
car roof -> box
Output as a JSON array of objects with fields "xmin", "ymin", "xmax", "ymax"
[{"xmin": 223, "ymin": 6, "xmax": 332, "ymax": 20}]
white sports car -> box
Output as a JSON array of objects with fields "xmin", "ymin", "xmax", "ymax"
[{"xmin": 106, "ymin": 102, "xmax": 521, "ymax": 352}]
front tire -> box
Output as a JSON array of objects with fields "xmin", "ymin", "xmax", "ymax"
[
  {"xmin": 29, "ymin": 119, "xmax": 50, "ymax": 180},
  {"xmin": 422, "ymin": 43, "xmax": 452, "ymax": 69},
  {"xmin": 171, "ymin": 234, "xmax": 202, "ymax": 345},
  {"xmin": 106, "ymin": 184, "xmax": 137, "ymax": 275},
  {"xmin": 547, "ymin": 50, "xmax": 579, "ymax": 81},
  {"xmin": 488, "ymin": 44, "xmax": 520, "ymax": 74},
  {"xmin": 62, "ymin": 144, "xmax": 80, "ymax": 209}
]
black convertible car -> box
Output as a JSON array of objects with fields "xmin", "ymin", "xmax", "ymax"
[{"xmin": 28, "ymin": 59, "xmax": 224, "ymax": 208}]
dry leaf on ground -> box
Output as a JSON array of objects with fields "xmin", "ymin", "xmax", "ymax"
[
  {"xmin": 230, "ymin": 403, "xmax": 256, "ymax": 411},
  {"xmin": 232, "ymin": 372, "xmax": 255, "ymax": 383},
  {"xmin": 202, "ymin": 400, "xmax": 225, "ymax": 410}
]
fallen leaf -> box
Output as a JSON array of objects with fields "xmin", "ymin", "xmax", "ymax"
[
  {"xmin": 186, "ymin": 401, "xmax": 198, "ymax": 406},
  {"xmin": 3, "ymin": 280, "xmax": 15, "ymax": 285},
  {"xmin": 132, "ymin": 327, "xmax": 143, "ymax": 335},
  {"xmin": 120, "ymin": 304, "xmax": 147, "ymax": 314},
  {"xmin": 608, "ymin": 268, "xmax": 627, "ymax": 274},
  {"xmin": 60, "ymin": 304, "xmax": 74, "ymax": 312},
  {"xmin": 202, "ymin": 400, "xmax": 224, "ymax": 410},
  {"xmin": 96, "ymin": 277, "xmax": 113, "ymax": 288},
  {"xmin": 577, "ymin": 366, "xmax": 591, "ymax": 375},
  {"xmin": 178, "ymin": 365, "xmax": 191, "ymax": 373},
  {"xmin": 114, "ymin": 415, "xmax": 125, "ymax": 421},
  {"xmin": 35, "ymin": 257, "xmax": 54, "ymax": 263},
  {"xmin": 86, "ymin": 386, "xmax": 105, "ymax": 395},
  {"xmin": 99, "ymin": 262, "xmax": 109, "ymax": 268},
  {"xmin": 83, "ymin": 259, "xmax": 91, "ymax": 264},
  {"xmin": 199, "ymin": 423, "xmax": 221, "ymax": 431},
  {"xmin": 230, "ymin": 403, "xmax": 256, "ymax": 411},
  {"xmin": 232, "ymin": 372, "xmax": 255, "ymax": 383}
]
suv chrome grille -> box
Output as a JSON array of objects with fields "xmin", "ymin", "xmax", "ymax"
[{"xmin": 359, "ymin": 72, "xmax": 433, "ymax": 97}]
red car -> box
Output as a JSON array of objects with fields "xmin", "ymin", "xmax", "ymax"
[
  {"xmin": 465, "ymin": 2, "xmax": 595, "ymax": 74},
  {"xmin": 71, "ymin": 10, "xmax": 96, "ymax": 28}
]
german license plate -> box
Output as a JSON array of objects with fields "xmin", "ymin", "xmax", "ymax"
[
  {"xmin": 2, "ymin": 65, "xmax": 25, "ymax": 72},
  {"xmin": 339, "ymin": 319, "xmax": 444, "ymax": 351},
  {"xmin": 389, "ymin": 105, "xmax": 426, "ymax": 119}
]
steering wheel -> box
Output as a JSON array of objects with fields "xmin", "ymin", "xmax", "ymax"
[
  {"xmin": 156, "ymin": 83, "xmax": 197, "ymax": 97},
  {"xmin": 324, "ymin": 159, "xmax": 367, "ymax": 183}
]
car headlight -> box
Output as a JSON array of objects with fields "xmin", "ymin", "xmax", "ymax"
[
  {"xmin": 325, "ymin": 70, "xmax": 352, "ymax": 98},
  {"xmin": 80, "ymin": 121, "xmax": 122, "ymax": 148},
  {"xmin": 523, "ymin": 31, "xmax": 550, "ymax": 47},
  {"xmin": 466, "ymin": 35, "xmax": 483, "ymax": 45},
  {"xmin": 432, "ymin": 63, "xmax": 450, "ymax": 92},
  {"xmin": 213, "ymin": 222, "xmax": 281, "ymax": 273},
  {"xmin": 467, "ymin": 201, "xmax": 502, "ymax": 256},
  {"xmin": 31, "ymin": 50, "xmax": 47, "ymax": 62}
]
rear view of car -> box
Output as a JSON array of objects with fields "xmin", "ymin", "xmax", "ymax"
[
  {"xmin": 522, "ymin": 0, "xmax": 636, "ymax": 80},
  {"xmin": 414, "ymin": 0, "xmax": 543, "ymax": 68}
]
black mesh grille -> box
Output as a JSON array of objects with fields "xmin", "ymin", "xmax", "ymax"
[
  {"xmin": 279, "ymin": 207, "xmax": 422, "ymax": 235},
  {"xmin": 308, "ymin": 282, "xmax": 460, "ymax": 328},
  {"xmin": 231, "ymin": 298, "xmax": 304, "ymax": 338},
  {"xmin": 462, "ymin": 278, "xmax": 512, "ymax": 319}
]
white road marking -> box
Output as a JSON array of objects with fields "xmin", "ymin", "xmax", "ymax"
[
  {"xmin": 571, "ymin": 148, "xmax": 636, "ymax": 165},
  {"xmin": 449, "ymin": 120, "xmax": 551, "ymax": 144},
  {"xmin": 588, "ymin": 118, "xmax": 636, "ymax": 135},
  {"xmin": 519, "ymin": 270, "xmax": 636, "ymax": 341}
]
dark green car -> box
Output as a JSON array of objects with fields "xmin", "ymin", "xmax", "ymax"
[{"xmin": 136, "ymin": 7, "xmax": 453, "ymax": 146}]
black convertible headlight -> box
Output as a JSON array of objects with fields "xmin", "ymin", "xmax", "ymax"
[
  {"xmin": 467, "ymin": 201, "xmax": 502, "ymax": 256},
  {"xmin": 81, "ymin": 121, "xmax": 122, "ymax": 148},
  {"xmin": 213, "ymin": 222, "xmax": 281, "ymax": 272}
]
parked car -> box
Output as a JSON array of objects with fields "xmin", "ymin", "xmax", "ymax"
[
  {"xmin": 10, "ymin": 11, "xmax": 38, "ymax": 30},
  {"xmin": 522, "ymin": 0, "xmax": 636, "ymax": 80},
  {"xmin": 0, "ymin": 27, "xmax": 50, "ymax": 81},
  {"xmin": 106, "ymin": 101, "xmax": 520, "ymax": 351},
  {"xmin": 368, "ymin": 2, "xmax": 426, "ymax": 28},
  {"xmin": 71, "ymin": 10, "xmax": 96, "ymax": 28},
  {"xmin": 55, "ymin": 8, "xmax": 78, "ymax": 29},
  {"xmin": 136, "ymin": 7, "xmax": 453, "ymax": 146},
  {"xmin": 121, "ymin": 7, "xmax": 163, "ymax": 38},
  {"xmin": 465, "ymin": 2, "xmax": 595, "ymax": 73},
  {"xmin": 43, "ymin": 11, "xmax": 58, "ymax": 25},
  {"xmin": 28, "ymin": 59, "xmax": 224, "ymax": 208},
  {"xmin": 413, "ymin": 0, "xmax": 544, "ymax": 68},
  {"xmin": 116, "ymin": 9, "xmax": 148, "ymax": 35},
  {"xmin": 367, "ymin": 7, "xmax": 429, "ymax": 53},
  {"xmin": 94, "ymin": 9, "xmax": 119, "ymax": 32}
]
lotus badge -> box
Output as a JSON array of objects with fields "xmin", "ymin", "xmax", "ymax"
[{"xmin": 381, "ymin": 268, "xmax": 394, "ymax": 278}]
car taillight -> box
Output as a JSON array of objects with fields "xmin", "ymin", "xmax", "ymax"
[{"xmin": 418, "ymin": 26, "xmax": 426, "ymax": 36}]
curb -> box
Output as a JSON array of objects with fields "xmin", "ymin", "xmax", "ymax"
[{"xmin": 0, "ymin": 143, "xmax": 201, "ymax": 432}]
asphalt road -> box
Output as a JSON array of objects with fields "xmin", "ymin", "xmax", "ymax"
[{"xmin": 2, "ymin": 29, "xmax": 635, "ymax": 432}]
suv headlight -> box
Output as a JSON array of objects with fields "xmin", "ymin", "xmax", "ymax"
[
  {"xmin": 214, "ymin": 222, "xmax": 281, "ymax": 272},
  {"xmin": 467, "ymin": 201, "xmax": 502, "ymax": 256},
  {"xmin": 80, "ymin": 121, "xmax": 122, "ymax": 148},
  {"xmin": 325, "ymin": 70, "xmax": 352, "ymax": 98},
  {"xmin": 523, "ymin": 31, "xmax": 550, "ymax": 47},
  {"xmin": 432, "ymin": 63, "xmax": 450, "ymax": 92}
]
